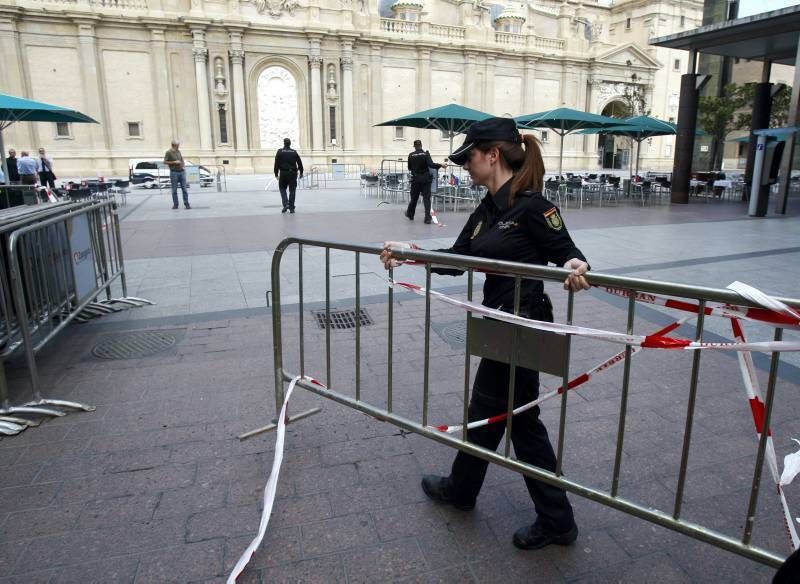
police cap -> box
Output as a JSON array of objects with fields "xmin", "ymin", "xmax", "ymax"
[{"xmin": 448, "ymin": 117, "xmax": 521, "ymax": 166}]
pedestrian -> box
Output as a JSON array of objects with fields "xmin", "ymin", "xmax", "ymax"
[
  {"xmin": 379, "ymin": 117, "xmax": 590, "ymax": 551},
  {"xmin": 36, "ymin": 147, "xmax": 56, "ymax": 189},
  {"xmin": 405, "ymin": 139, "xmax": 443, "ymax": 224},
  {"xmin": 273, "ymin": 138, "xmax": 303, "ymax": 213},
  {"xmin": 6, "ymin": 149, "xmax": 20, "ymax": 184},
  {"xmin": 17, "ymin": 151, "xmax": 38, "ymax": 185},
  {"xmin": 163, "ymin": 140, "xmax": 190, "ymax": 209}
]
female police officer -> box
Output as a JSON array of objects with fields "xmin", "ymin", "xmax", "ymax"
[{"xmin": 379, "ymin": 117, "xmax": 590, "ymax": 551}]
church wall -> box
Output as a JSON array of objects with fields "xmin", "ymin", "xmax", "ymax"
[{"xmin": 0, "ymin": 0, "xmax": 703, "ymax": 176}]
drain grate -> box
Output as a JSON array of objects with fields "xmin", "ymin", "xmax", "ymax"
[
  {"xmin": 432, "ymin": 320, "xmax": 467, "ymax": 349},
  {"xmin": 313, "ymin": 308, "xmax": 374, "ymax": 330},
  {"xmin": 92, "ymin": 331, "xmax": 178, "ymax": 360}
]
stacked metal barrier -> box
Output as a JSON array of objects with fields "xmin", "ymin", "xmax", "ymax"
[
  {"xmin": 0, "ymin": 200, "xmax": 152, "ymax": 436},
  {"xmin": 261, "ymin": 237, "xmax": 800, "ymax": 570}
]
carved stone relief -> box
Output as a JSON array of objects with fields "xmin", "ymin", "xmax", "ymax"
[
  {"xmin": 254, "ymin": 0, "xmax": 300, "ymax": 17},
  {"xmin": 258, "ymin": 65, "xmax": 300, "ymax": 150}
]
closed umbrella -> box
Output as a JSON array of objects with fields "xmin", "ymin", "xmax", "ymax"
[
  {"xmin": 375, "ymin": 103, "xmax": 493, "ymax": 153},
  {"xmin": 0, "ymin": 93, "xmax": 98, "ymax": 180},
  {"xmin": 514, "ymin": 107, "xmax": 622, "ymax": 181}
]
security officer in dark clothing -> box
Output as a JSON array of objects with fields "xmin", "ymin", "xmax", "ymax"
[
  {"xmin": 380, "ymin": 117, "xmax": 590, "ymax": 551},
  {"xmin": 405, "ymin": 140, "xmax": 442, "ymax": 224},
  {"xmin": 273, "ymin": 138, "xmax": 304, "ymax": 213}
]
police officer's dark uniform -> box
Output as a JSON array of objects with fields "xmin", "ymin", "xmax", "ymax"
[
  {"xmin": 405, "ymin": 142, "xmax": 442, "ymax": 224},
  {"xmin": 421, "ymin": 117, "xmax": 586, "ymax": 550},
  {"xmin": 273, "ymin": 139, "xmax": 304, "ymax": 213}
]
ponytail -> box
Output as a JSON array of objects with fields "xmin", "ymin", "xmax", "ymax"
[{"xmin": 510, "ymin": 135, "xmax": 545, "ymax": 204}]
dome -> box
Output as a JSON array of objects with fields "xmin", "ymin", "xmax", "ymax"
[
  {"xmin": 391, "ymin": 0, "xmax": 424, "ymax": 8},
  {"xmin": 496, "ymin": 3, "xmax": 526, "ymax": 22}
]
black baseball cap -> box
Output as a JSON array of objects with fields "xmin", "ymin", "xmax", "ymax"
[{"xmin": 448, "ymin": 117, "xmax": 521, "ymax": 166}]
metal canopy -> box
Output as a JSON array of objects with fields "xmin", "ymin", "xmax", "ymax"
[{"xmin": 651, "ymin": 5, "xmax": 800, "ymax": 65}]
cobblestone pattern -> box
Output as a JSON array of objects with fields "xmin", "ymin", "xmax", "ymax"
[{"xmin": 0, "ymin": 286, "xmax": 795, "ymax": 582}]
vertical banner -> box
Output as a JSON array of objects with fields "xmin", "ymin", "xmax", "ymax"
[
  {"xmin": 185, "ymin": 165, "xmax": 201, "ymax": 186},
  {"xmin": 68, "ymin": 213, "xmax": 97, "ymax": 304}
]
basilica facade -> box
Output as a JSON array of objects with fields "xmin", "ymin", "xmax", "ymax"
[{"xmin": 0, "ymin": 0, "xmax": 702, "ymax": 176}]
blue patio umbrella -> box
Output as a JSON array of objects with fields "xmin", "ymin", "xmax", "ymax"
[{"xmin": 0, "ymin": 92, "xmax": 98, "ymax": 181}]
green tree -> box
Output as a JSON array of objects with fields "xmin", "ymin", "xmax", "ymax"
[
  {"xmin": 697, "ymin": 83, "xmax": 748, "ymax": 171},
  {"xmin": 697, "ymin": 82, "xmax": 793, "ymax": 170}
]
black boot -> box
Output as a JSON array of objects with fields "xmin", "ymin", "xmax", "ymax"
[
  {"xmin": 420, "ymin": 475, "xmax": 474, "ymax": 511},
  {"xmin": 512, "ymin": 522, "xmax": 578, "ymax": 550}
]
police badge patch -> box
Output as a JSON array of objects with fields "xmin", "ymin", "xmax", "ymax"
[
  {"xmin": 471, "ymin": 220, "xmax": 483, "ymax": 239},
  {"xmin": 543, "ymin": 207, "xmax": 563, "ymax": 231}
]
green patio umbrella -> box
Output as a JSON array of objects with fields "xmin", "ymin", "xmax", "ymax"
[
  {"xmin": 580, "ymin": 115, "xmax": 677, "ymax": 193},
  {"xmin": 514, "ymin": 107, "xmax": 622, "ymax": 180},
  {"xmin": 375, "ymin": 103, "xmax": 493, "ymax": 153},
  {"xmin": 0, "ymin": 92, "xmax": 98, "ymax": 181}
]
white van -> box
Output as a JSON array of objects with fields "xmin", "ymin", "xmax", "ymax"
[{"xmin": 128, "ymin": 158, "xmax": 214, "ymax": 188}]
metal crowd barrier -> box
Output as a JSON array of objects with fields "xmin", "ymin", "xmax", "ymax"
[
  {"xmin": 259, "ymin": 237, "xmax": 799, "ymax": 569},
  {"xmin": 0, "ymin": 200, "xmax": 152, "ymax": 436},
  {"xmin": 378, "ymin": 159, "xmax": 409, "ymax": 203},
  {"xmin": 0, "ymin": 185, "xmax": 49, "ymax": 209}
]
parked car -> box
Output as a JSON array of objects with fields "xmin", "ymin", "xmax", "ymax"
[{"xmin": 129, "ymin": 158, "xmax": 214, "ymax": 188}]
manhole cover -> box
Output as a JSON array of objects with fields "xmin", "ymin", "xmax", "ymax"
[
  {"xmin": 433, "ymin": 320, "xmax": 467, "ymax": 349},
  {"xmin": 92, "ymin": 331, "xmax": 178, "ymax": 360},
  {"xmin": 312, "ymin": 308, "xmax": 374, "ymax": 330}
]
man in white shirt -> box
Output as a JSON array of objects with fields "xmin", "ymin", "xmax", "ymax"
[{"xmin": 36, "ymin": 147, "xmax": 56, "ymax": 189}]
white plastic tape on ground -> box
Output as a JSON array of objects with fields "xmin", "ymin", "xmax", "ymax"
[{"xmin": 227, "ymin": 375, "xmax": 303, "ymax": 583}]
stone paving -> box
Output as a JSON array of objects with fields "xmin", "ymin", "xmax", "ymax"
[{"xmin": 1, "ymin": 180, "xmax": 800, "ymax": 582}]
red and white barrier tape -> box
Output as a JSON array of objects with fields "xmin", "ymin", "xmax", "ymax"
[
  {"xmin": 430, "ymin": 210, "xmax": 446, "ymax": 227},
  {"xmin": 730, "ymin": 318, "xmax": 800, "ymax": 550},
  {"xmin": 389, "ymin": 280, "xmax": 800, "ymax": 353},
  {"xmin": 598, "ymin": 285, "xmax": 800, "ymax": 329},
  {"xmin": 227, "ymin": 374, "xmax": 324, "ymax": 583},
  {"xmin": 430, "ymin": 317, "xmax": 690, "ymax": 434}
]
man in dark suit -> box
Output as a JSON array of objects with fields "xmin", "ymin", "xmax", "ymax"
[{"xmin": 273, "ymin": 138, "xmax": 304, "ymax": 213}]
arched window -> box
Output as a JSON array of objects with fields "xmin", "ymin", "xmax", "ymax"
[{"xmin": 257, "ymin": 66, "xmax": 301, "ymax": 150}]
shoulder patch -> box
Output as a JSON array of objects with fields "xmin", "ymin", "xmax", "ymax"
[{"xmin": 543, "ymin": 207, "xmax": 563, "ymax": 231}]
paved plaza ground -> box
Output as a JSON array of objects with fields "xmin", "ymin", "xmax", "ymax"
[{"xmin": 2, "ymin": 178, "xmax": 800, "ymax": 583}]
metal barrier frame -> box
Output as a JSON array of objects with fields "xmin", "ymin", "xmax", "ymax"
[{"xmin": 262, "ymin": 236, "xmax": 800, "ymax": 569}]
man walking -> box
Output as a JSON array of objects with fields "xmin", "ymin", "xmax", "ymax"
[
  {"xmin": 273, "ymin": 138, "xmax": 303, "ymax": 213},
  {"xmin": 17, "ymin": 151, "xmax": 38, "ymax": 185},
  {"xmin": 6, "ymin": 149, "xmax": 20, "ymax": 184},
  {"xmin": 37, "ymin": 148, "xmax": 56, "ymax": 189},
  {"xmin": 405, "ymin": 140, "xmax": 442, "ymax": 224},
  {"xmin": 163, "ymin": 140, "xmax": 190, "ymax": 209}
]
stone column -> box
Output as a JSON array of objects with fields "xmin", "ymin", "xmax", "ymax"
[
  {"xmin": 416, "ymin": 47, "xmax": 431, "ymax": 111},
  {"xmin": 370, "ymin": 43, "xmax": 383, "ymax": 153},
  {"xmin": 308, "ymin": 37, "xmax": 324, "ymax": 152},
  {"xmin": 229, "ymin": 31, "xmax": 248, "ymax": 151},
  {"xmin": 485, "ymin": 55, "xmax": 495, "ymax": 112},
  {"xmin": 464, "ymin": 52, "xmax": 477, "ymax": 108},
  {"xmin": 76, "ymin": 21, "xmax": 110, "ymax": 152},
  {"xmin": 192, "ymin": 28, "xmax": 213, "ymax": 151},
  {"xmin": 149, "ymin": 27, "xmax": 174, "ymax": 145},
  {"xmin": 341, "ymin": 41, "xmax": 355, "ymax": 152},
  {"xmin": 523, "ymin": 57, "xmax": 537, "ymax": 113}
]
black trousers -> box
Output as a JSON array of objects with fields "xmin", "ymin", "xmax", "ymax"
[
  {"xmin": 38, "ymin": 171, "xmax": 55, "ymax": 189},
  {"xmin": 406, "ymin": 177, "xmax": 431, "ymax": 220},
  {"xmin": 447, "ymin": 307, "xmax": 575, "ymax": 533},
  {"xmin": 278, "ymin": 170, "xmax": 298, "ymax": 210}
]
